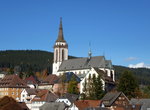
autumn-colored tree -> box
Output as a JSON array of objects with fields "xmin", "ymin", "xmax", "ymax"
[
  {"xmin": 67, "ymin": 75, "xmax": 79, "ymax": 94},
  {"xmin": 41, "ymin": 69, "xmax": 48, "ymax": 80}
]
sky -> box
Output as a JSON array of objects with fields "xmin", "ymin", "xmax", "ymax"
[{"xmin": 0, "ymin": 0, "xmax": 150, "ymax": 68}]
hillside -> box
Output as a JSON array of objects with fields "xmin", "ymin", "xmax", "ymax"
[{"xmin": 0, "ymin": 50, "xmax": 150, "ymax": 85}]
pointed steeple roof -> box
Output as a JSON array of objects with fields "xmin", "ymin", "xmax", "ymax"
[{"xmin": 56, "ymin": 17, "xmax": 66, "ymax": 42}]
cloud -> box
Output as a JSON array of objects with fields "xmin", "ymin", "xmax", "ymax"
[
  {"xmin": 128, "ymin": 62, "xmax": 150, "ymax": 69},
  {"xmin": 125, "ymin": 57, "xmax": 138, "ymax": 61}
]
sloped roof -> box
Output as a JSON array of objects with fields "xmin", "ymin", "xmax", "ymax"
[
  {"xmin": 24, "ymin": 75, "xmax": 38, "ymax": 85},
  {"xmin": 0, "ymin": 74, "xmax": 28, "ymax": 88},
  {"xmin": 55, "ymin": 72, "xmax": 81, "ymax": 83},
  {"xmin": 18, "ymin": 102, "xmax": 29, "ymax": 110},
  {"xmin": 74, "ymin": 100, "xmax": 103, "ymax": 110},
  {"xmin": 130, "ymin": 99, "xmax": 150, "ymax": 110},
  {"xmin": 56, "ymin": 18, "xmax": 66, "ymax": 43},
  {"xmin": 0, "ymin": 96, "xmax": 24, "ymax": 110},
  {"xmin": 85, "ymin": 107, "xmax": 109, "ymax": 110},
  {"xmin": 93, "ymin": 67, "xmax": 114, "ymax": 83},
  {"xmin": 44, "ymin": 74, "xmax": 59, "ymax": 85},
  {"xmin": 74, "ymin": 100, "xmax": 89, "ymax": 110},
  {"xmin": 32, "ymin": 89, "xmax": 58, "ymax": 102},
  {"xmin": 40, "ymin": 102, "xmax": 66, "ymax": 110},
  {"xmin": 102, "ymin": 92, "xmax": 128, "ymax": 107},
  {"xmin": 59, "ymin": 93, "xmax": 79, "ymax": 103},
  {"xmin": 58, "ymin": 56, "xmax": 109, "ymax": 71},
  {"xmin": 25, "ymin": 88, "xmax": 39, "ymax": 95}
]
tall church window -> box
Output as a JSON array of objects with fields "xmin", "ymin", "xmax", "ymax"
[
  {"xmin": 56, "ymin": 50, "xmax": 58, "ymax": 62},
  {"xmin": 111, "ymin": 71, "xmax": 113, "ymax": 79},
  {"xmin": 62, "ymin": 49, "xmax": 64, "ymax": 61},
  {"xmin": 105, "ymin": 70, "xmax": 108, "ymax": 76}
]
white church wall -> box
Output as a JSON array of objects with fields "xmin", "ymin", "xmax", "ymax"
[
  {"xmin": 53, "ymin": 62, "xmax": 62, "ymax": 75},
  {"xmin": 79, "ymin": 68, "xmax": 105, "ymax": 94}
]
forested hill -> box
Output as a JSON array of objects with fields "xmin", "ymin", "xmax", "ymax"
[
  {"xmin": 0, "ymin": 50, "xmax": 54, "ymax": 72},
  {"xmin": 114, "ymin": 65, "xmax": 150, "ymax": 85},
  {"xmin": 0, "ymin": 50, "xmax": 150, "ymax": 85}
]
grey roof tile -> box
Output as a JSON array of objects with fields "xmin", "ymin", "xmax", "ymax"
[
  {"xmin": 130, "ymin": 99, "xmax": 150, "ymax": 110},
  {"xmin": 40, "ymin": 102, "xmax": 66, "ymax": 110},
  {"xmin": 58, "ymin": 56, "xmax": 108, "ymax": 71},
  {"xmin": 102, "ymin": 92, "xmax": 123, "ymax": 107}
]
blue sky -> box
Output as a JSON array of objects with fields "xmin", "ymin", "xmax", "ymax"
[{"xmin": 0, "ymin": 0, "xmax": 150, "ymax": 67}]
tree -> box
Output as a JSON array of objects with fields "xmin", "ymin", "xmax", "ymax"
[
  {"xmin": 85, "ymin": 73, "xmax": 104, "ymax": 100},
  {"xmin": 67, "ymin": 74, "xmax": 79, "ymax": 94},
  {"xmin": 94, "ymin": 74, "xmax": 104, "ymax": 99},
  {"xmin": 7, "ymin": 67, "xmax": 14, "ymax": 75},
  {"xmin": 67, "ymin": 80, "xmax": 79, "ymax": 94},
  {"xmin": 82, "ymin": 79, "xmax": 87, "ymax": 99},
  {"xmin": 117, "ymin": 71, "xmax": 139, "ymax": 99}
]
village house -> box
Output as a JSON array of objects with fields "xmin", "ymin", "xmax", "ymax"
[
  {"xmin": 38, "ymin": 74, "xmax": 58, "ymax": 91},
  {"xmin": 20, "ymin": 88, "xmax": 38, "ymax": 103},
  {"xmin": 102, "ymin": 92, "xmax": 141, "ymax": 110},
  {"xmin": 56, "ymin": 93, "xmax": 79, "ymax": 106},
  {"xmin": 0, "ymin": 74, "xmax": 28, "ymax": 101},
  {"xmin": 27, "ymin": 89, "xmax": 58, "ymax": 110},
  {"xmin": 24, "ymin": 75, "xmax": 39, "ymax": 89},
  {"xmin": 130, "ymin": 99, "xmax": 150, "ymax": 110}
]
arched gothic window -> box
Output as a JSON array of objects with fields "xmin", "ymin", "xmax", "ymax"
[
  {"xmin": 62, "ymin": 49, "xmax": 64, "ymax": 61},
  {"xmin": 111, "ymin": 71, "xmax": 113, "ymax": 79},
  {"xmin": 56, "ymin": 50, "xmax": 58, "ymax": 62}
]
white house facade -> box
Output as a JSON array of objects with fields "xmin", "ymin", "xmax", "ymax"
[{"xmin": 20, "ymin": 88, "xmax": 37, "ymax": 103}]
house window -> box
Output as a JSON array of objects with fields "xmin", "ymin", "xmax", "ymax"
[{"xmin": 12, "ymin": 92, "xmax": 14, "ymax": 95}]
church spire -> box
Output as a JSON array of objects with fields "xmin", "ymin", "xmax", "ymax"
[
  {"xmin": 56, "ymin": 17, "xmax": 66, "ymax": 42},
  {"xmin": 88, "ymin": 42, "xmax": 92, "ymax": 59}
]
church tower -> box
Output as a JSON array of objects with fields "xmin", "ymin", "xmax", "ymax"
[{"xmin": 52, "ymin": 18, "xmax": 68, "ymax": 75}]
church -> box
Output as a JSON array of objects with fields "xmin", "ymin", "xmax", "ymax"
[{"xmin": 52, "ymin": 18, "xmax": 115, "ymax": 93}]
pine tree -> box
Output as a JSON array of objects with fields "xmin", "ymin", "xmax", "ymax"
[
  {"xmin": 85, "ymin": 73, "xmax": 104, "ymax": 100},
  {"xmin": 95, "ymin": 74, "xmax": 104, "ymax": 99},
  {"xmin": 117, "ymin": 71, "xmax": 139, "ymax": 99}
]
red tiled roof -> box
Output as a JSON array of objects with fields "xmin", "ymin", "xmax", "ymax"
[
  {"xmin": 74, "ymin": 100, "xmax": 89, "ymax": 110},
  {"xmin": 0, "ymin": 74, "xmax": 28, "ymax": 88},
  {"xmin": 24, "ymin": 75, "xmax": 38, "ymax": 84},
  {"xmin": 44, "ymin": 74, "xmax": 59, "ymax": 85},
  {"xmin": 74, "ymin": 100, "xmax": 102, "ymax": 110},
  {"xmin": 84, "ymin": 100, "xmax": 102, "ymax": 107}
]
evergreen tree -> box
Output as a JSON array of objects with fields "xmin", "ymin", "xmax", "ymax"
[
  {"xmin": 85, "ymin": 73, "xmax": 104, "ymax": 100},
  {"xmin": 82, "ymin": 79, "xmax": 87, "ymax": 99},
  {"xmin": 95, "ymin": 74, "xmax": 104, "ymax": 99},
  {"xmin": 117, "ymin": 71, "xmax": 139, "ymax": 99},
  {"xmin": 87, "ymin": 74, "xmax": 93, "ymax": 99}
]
